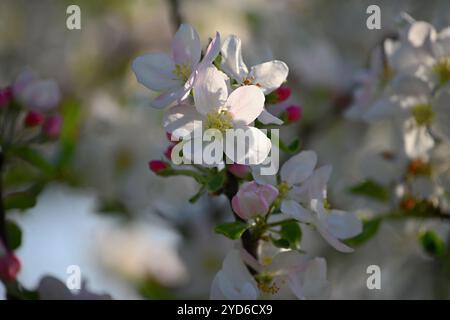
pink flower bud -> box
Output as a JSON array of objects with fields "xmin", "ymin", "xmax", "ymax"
[
  {"xmin": 275, "ymin": 86, "xmax": 291, "ymax": 102},
  {"xmin": 0, "ymin": 86, "xmax": 13, "ymax": 108},
  {"xmin": 285, "ymin": 105, "xmax": 302, "ymax": 123},
  {"xmin": 24, "ymin": 111, "xmax": 45, "ymax": 127},
  {"xmin": 164, "ymin": 144, "xmax": 175, "ymax": 160},
  {"xmin": 228, "ymin": 163, "xmax": 250, "ymax": 179},
  {"xmin": 0, "ymin": 252, "xmax": 21, "ymax": 282},
  {"xmin": 231, "ymin": 181, "xmax": 279, "ymax": 220},
  {"xmin": 43, "ymin": 115, "xmax": 63, "ymax": 139},
  {"xmin": 148, "ymin": 160, "xmax": 169, "ymax": 174}
]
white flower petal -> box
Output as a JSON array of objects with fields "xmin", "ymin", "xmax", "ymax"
[
  {"xmin": 221, "ymin": 35, "xmax": 249, "ymax": 82},
  {"xmin": 225, "ymin": 126, "xmax": 271, "ymax": 165},
  {"xmin": 407, "ymin": 21, "xmax": 436, "ymax": 48},
  {"xmin": 403, "ymin": 120, "xmax": 434, "ymax": 158},
  {"xmin": 200, "ymin": 32, "xmax": 221, "ymax": 67},
  {"xmin": 281, "ymin": 200, "xmax": 314, "ymax": 223},
  {"xmin": 152, "ymin": 84, "xmax": 191, "ymax": 109},
  {"xmin": 226, "ymin": 85, "xmax": 265, "ymax": 125},
  {"xmin": 132, "ymin": 53, "xmax": 181, "ymax": 91},
  {"xmin": 301, "ymin": 258, "xmax": 330, "ymax": 299},
  {"xmin": 249, "ymin": 60, "xmax": 289, "ymax": 94},
  {"xmin": 291, "ymin": 165, "xmax": 332, "ymax": 202},
  {"xmin": 162, "ymin": 104, "xmax": 204, "ymax": 139},
  {"xmin": 193, "ymin": 65, "xmax": 228, "ymax": 115},
  {"xmin": 258, "ymin": 110, "xmax": 284, "ymax": 125},
  {"xmin": 324, "ymin": 210, "xmax": 362, "ymax": 239},
  {"xmin": 20, "ymin": 79, "xmax": 60, "ymax": 111},
  {"xmin": 172, "ymin": 24, "xmax": 201, "ymax": 67},
  {"xmin": 280, "ymin": 151, "xmax": 317, "ymax": 186},
  {"xmin": 316, "ymin": 223, "xmax": 355, "ymax": 253}
]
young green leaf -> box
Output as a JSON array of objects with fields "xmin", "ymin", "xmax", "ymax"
[
  {"xmin": 420, "ymin": 230, "xmax": 446, "ymax": 257},
  {"xmin": 4, "ymin": 192, "xmax": 37, "ymax": 211},
  {"xmin": 272, "ymin": 220, "xmax": 302, "ymax": 250},
  {"xmin": 349, "ymin": 180, "xmax": 389, "ymax": 202},
  {"xmin": 5, "ymin": 220, "xmax": 22, "ymax": 251},
  {"xmin": 345, "ymin": 217, "xmax": 382, "ymax": 246},
  {"xmin": 215, "ymin": 221, "xmax": 249, "ymax": 240}
]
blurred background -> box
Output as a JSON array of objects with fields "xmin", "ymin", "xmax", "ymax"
[{"xmin": 1, "ymin": 0, "xmax": 450, "ymax": 299}]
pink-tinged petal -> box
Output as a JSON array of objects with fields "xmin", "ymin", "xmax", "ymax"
[
  {"xmin": 221, "ymin": 35, "xmax": 249, "ymax": 82},
  {"xmin": 172, "ymin": 24, "xmax": 201, "ymax": 66},
  {"xmin": 162, "ymin": 104, "xmax": 204, "ymax": 140},
  {"xmin": 249, "ymin": 60, "xmax": 289, "ymax": 94},
  {"xmin": 132, "ymin": 53, "xmax": 181, "ymax": 92},
  {"xmin": 232, "ymin": 181, "xmax": 278, "ymax": 220},
  {"xmin": 280, "ymin": 151, "xmax": 317, "ymax": 186},
  {"xmin": 193, "ymin": 65, "xmax": 228, "ymax": 115},
  {"xmin": 258, "ymin": 109, "xmax": 283, "ymax": 125},
  {"xmin": 259, "ymin": 184, "xmax": 279, "ymax": 205},
  {"xmin": 292, "ymin": 165, "xmax": 332, "ymax": 202},
  {"xmin": 224, "ymin": 126, "xmax": 271, "ymax": 165},
  {"xmin": 13, "ymin": 69, "xmax": 37, "ymax": 96},
  {"xmin": 200, "ymin": 32, "xmax": 221, "ymax": 67},
  {"xmin": 20, "ymin": 79, "xmax": 61, "ymax": 111},
  {"xmin": 281, "ymin": 200, "xmax": 314, "ymax": 223},
  {"xmin": 226, "ymin": 85, "xmax": 265, "ymax": 125},
  {"xmin": 152, "ymin": 84, "xmax": 191, "ymax": 109},
  {"xmin": 325, "ymin": 210, "xmax": 362, "ymax": 239}
]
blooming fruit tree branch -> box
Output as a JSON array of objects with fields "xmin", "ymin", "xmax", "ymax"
[{"xmin": 135, "ymin": 24, "xmax": 362, "ymax": 300}]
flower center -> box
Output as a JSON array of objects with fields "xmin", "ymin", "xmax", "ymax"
[
  {"xmin": 411, "ymin": 103, "xmax": 434, "ymax": 126},
  {"xmin": 407, "ymin": 159, "xmax": 432, "ymax": 177},
  {"xmin": 255, "ymin": 273, "xmax": 280, "ymax": 295},
  {"xmin": 277, "ymin": 182, "xmax": 290, "ymax": 199},
  {"xmin": 205, "ymin": 110, "xmax": 234, "ymax": 132},
  {"xmin": 173, "ymin": 63, "xmax": 191, "ymax": 82},
  {"xmin": 433, "ymin": 58, "xmax": 450, "ymax": 86}
]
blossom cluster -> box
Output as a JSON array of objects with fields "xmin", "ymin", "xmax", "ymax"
[
  {"xmin": 347, "ymin": 16, "xmax": 450, "ymax": 215},
  {"xmin": 134, "ymin": 24, "xmax": 362, "ymax": 300}
]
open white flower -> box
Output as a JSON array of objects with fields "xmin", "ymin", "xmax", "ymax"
[
  {"xmin": 132, "ymin": 24, "xmax": 220, "ymax": 108},
  {"xmin": 221, "ymin": 35, "xmax": 289, "ymax": 125},
  {"xmin": 163, "ymin": 65, "xmax": 271, "ymax": 165},
  {"xmin": 210, "ymin": 249, "xmax": 329, "ymax": 300},
  {"xmin": 253, "ymin": 150, "xmax": 362, "ymax": 252},
  {"xmin": 388, "ymin": 20, "xmax": 450, "ymax": 88}
]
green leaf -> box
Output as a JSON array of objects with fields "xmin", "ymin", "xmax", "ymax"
[
  {"xmin": 349, "ymin": 180, "xmax": 389, "ymax": 202},
  {"xmin": 5, "ymin": 221, "xmax": 22, "ymax": 250},
  {"xmin": 189, "ymin": 186, "xmax": 206, "ymax": 203},
  {"xmin": 420, "ymin": 230, "xmax": 446, "ymax": 257},
  {"xmin": 206, "ymin": 170, "xmax": 226, "ymax": 193},
  {"xmin": 11, "ymin": 146, "xmax": 54, "ymax": 176},
  {"xmin": 4, "ymin": 192, "xmax": 37, "ymax": 211},
  {"xmin": 272, "ymin": 221, "xmax": 302, "ymax": 250},
  {"xmin": 345, "ymin": 218, "xmax": 382, "ymax": 246},
  {"xmin": 215, "ymin": 221, "xmax": 249, "ymax": 240},
  {"xmin": 268, "ymin": 131, "xmax": 300, "ymax": 154},
  {"xmin": 56, "ymin": 99, "xmax": 82, "ymax": 169}
]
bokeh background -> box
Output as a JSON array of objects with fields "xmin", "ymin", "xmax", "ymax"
[{"xmin": 1, "ymin": 0, "xmax": 450, "ymax": 299}]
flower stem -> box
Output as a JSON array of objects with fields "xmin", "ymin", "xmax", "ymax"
[{"xmin": 223, "ymin": 171, "xmax": 260, "ymax": 260}]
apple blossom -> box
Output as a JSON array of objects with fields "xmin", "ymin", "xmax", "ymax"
[
  {"xmin": 284, "ymin": 105, "xmax": 302, "ymax": 123},
  {"xmin": 0, "ymin": 86, "xmax": 13, "ymax": 108},
  {"xmin": 13, "ymin": 69, "xmax": 61, "ymax": 112},
  {"xmin": 132, "ymin": 24, "xmax": 220, "ymax": 108},
  {"xmin": 221, "ymin": 35, "xmax": 289, "ymax": 125},
  {"xmin": 210, "ymin": 249, "xmax": 329, "ymax": 300},
  {"xmin": 163, "ymin": 65, "xmax": 272, "ymax": 165},
  {"xmin": 231, "ymin": 181, "xmax": 278, "ymax": 220}
]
